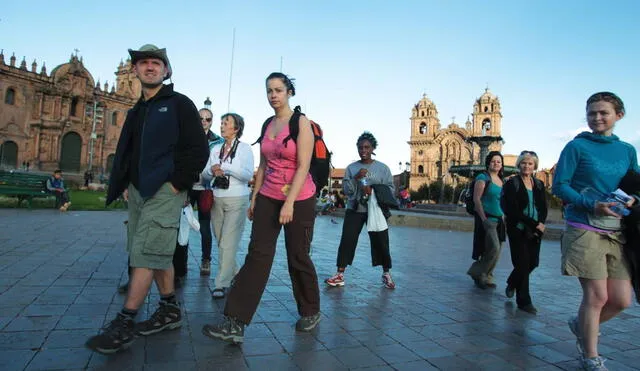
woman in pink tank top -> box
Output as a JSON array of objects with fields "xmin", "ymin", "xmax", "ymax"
[{"xmin": 203, "ymin": 73, "xmax": 321, "ymax": 344}]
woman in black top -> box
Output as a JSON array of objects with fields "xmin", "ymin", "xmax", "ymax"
[{"xmin": 501, "ymin": 151, "xmax": 548, "ymax": 314}]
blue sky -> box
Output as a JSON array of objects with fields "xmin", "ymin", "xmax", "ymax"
[{"xmin": 2, "ymin": 0, "xmax": 639, "ymax": 173}]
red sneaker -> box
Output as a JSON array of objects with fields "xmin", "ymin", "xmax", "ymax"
[
  {"xmin": 325, "ymin": 272, "xmax": 345, "ymax": 287},
  {"xmin": 382, "ymin": 273, "xmax": 396, "ymax": 289}
]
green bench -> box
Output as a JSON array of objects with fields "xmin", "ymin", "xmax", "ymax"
[{"xmin": 0, "ymin": 170, "xmax": 62, "ymax": 208}]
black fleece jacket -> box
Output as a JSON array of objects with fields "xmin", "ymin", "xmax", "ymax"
[
  {"xmin": 106, "ymin": 84, "xmax": 208, "ymax": 204},
  {"xmin": 502, "ymin": 175, "xmax": 548, "ymax": 231}
]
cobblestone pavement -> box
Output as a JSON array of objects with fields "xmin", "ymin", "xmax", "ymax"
[{"xmin": 1, "ymin": 209, "xmax": 640, "ymax": 370}]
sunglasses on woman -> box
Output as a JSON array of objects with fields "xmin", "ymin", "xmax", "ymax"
[{"xmin": 200, "ymin": 117, "xmax": 213, "ymax": 123}]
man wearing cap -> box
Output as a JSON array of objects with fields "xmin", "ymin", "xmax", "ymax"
[{"xmin": 86, "ymin": 44, "xmax": 208, "ymax": 354}]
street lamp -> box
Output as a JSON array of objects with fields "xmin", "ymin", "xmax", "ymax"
[
  {"xmin": 404, "ymin": 161, "xmax": 410, "ymax": 188},
  {"xmin": 204, "ymin": 97, "xmax": 212, "ymax": 110},
  {"xmin": 87, "ymin": 101, "xmax": 104, "ymax": 171}
]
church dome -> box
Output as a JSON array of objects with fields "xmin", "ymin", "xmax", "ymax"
[
  {"xmin": 478, "ymin": 87, "xmax": 498, "ymax": 103},
  {"xmin": 50, "ymin": 55, "xmax": 96, "ymax": 91},
  {"xmin": 416, "ymin": 93, "xmax": 436, "ymax": 109}
]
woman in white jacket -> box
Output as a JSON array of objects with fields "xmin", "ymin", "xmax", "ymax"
[{"xmin": 202, "ymin": 113, "xmax": 254, "ymax": 299}]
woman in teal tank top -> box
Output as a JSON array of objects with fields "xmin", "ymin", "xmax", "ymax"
[{"xmin": 467, "ymin": 151, "xmax": 505, "ymax": 289}]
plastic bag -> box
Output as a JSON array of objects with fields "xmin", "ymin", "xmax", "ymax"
[
  {"xmin": 178, "ymin": 204, "xmax": 200, "ymax": 245},
  {"xmin": 367, "ymin": 189, "xmax": 388, "ymax": 232}
]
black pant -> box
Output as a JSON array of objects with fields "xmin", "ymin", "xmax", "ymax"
[
  {"xmin": 187, "ymin": 189, "xmax": 213, "ymax": 261},
  {"xmin": 506, "ymin": 227, "xmax": 541, "ymax": 306},
  {"xmin": 224, "ymin": 194, "xmax": 319, "ymax": 324},
  {"xmin": 336, "ymin": 210, "xmax": 392, "ymax": 270},
  {"xmin": 53, "ymin": 191, "xmax": 69, "ymax": 208}
]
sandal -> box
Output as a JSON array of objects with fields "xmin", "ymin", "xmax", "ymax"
[{"xmin": 212, "ymin": 288, "xmax": 226, "ymax": 299}]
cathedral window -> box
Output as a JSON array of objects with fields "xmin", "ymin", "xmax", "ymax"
[
  {"xmin": 418, "ymin": 150, "xmax": 423, "ymax": 156},
  {"xmin": 418, "ymin": 165, "xmax": 424, "ymax": 174},
  {"xmin": 419, "ymin": 123, "xmax": 427, "ymax": 134},
  {"xmin": 70, "ymin": 97, "xmax": 79, "ymax": 116},
  {"xmin": 111, "ymin": 111, "xmax": 118, "ymax": 126},
  {"xmin": 421, "ymin": 111, "xmax": 425, "ymax": 117},
  {"xmin": 5, "ymin": 88, "xmax": 15, "ymax": 105},
  {"xmin": 484, "ymin": 106, "xmax": 488, "ymax": 112}
]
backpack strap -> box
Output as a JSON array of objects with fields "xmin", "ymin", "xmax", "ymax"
[
  {"xmin": 283, "ymin": 105, "xmax": 304, "ymax": 147},
  {"xmin": 252, "ymin": 116, "xmax": 275, "ymax": 145}
]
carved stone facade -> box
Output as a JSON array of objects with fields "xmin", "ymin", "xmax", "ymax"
[
  {"xmin": 408, "ymin": 89, "xmax": 503, "ymax": 191},
  {"xmin": 0, "ymin": 50, "xmax": 138, "ymax": 174}
]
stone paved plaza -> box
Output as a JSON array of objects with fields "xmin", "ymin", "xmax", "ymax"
[{"xmin": 1, "ymin": 209, "xmax": 640, "ymax": 370}]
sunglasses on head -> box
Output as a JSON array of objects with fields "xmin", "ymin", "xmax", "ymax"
[
  {"xmin": 520, "ymin": 150, "xmax": 537, "ymax": 156},
  {"xmin": 200, "ymin": 117, "xmax": 213, "ymax": 123}
]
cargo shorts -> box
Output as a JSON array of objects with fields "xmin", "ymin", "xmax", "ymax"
[
  {"xmin": 561, "ymin": 225, "xmax": 630, "ymax": 280},
  {"xmin": 127, "ymin": 183, "xmax": 187, "ymax": 270}
]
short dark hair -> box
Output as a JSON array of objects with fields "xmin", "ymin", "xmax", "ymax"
[
  {"xmin": 484, "ymin": 151, "xmax": 504, "ymax": 178},
  {"xmin": 54, "ymin": 169, "xmax": 62, "ymax": 174},
  {"xmin": 586, "ymin": 92, "xmax": 625, "ymax": 115},
  {"xmin": 266, "ymin": 72, "xmax": 296, "ymax": 96},
  {"xmin": 357, "ymin": 131, "xmax": 378, "ymax": 149},
  {"xmin": 220, "ymin": 113, "xmax": 245, "ymax": 139}
]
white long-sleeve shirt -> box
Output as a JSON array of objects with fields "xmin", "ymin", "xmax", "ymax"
[{"xmin": 202, "ymin": 140, "xmax": 254, "ymax": 198}]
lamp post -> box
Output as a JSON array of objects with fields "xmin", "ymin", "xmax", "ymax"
[
  {"xmin": 404, "ymin": 161, "xmax": 410, "ymax": 189},
  {"xmin": 204, "ymin": 97, "xmax": 212, "ymax": 110},
  {"xmin": 87, "ymin": 101, "xmax": 104, "ymax": 171}
]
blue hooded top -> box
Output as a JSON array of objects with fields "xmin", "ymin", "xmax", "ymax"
[{"xmin": 552, "ymin": 131, "xmax": 639, "ymax": 225}]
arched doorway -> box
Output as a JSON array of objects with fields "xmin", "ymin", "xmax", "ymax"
[
  {"xmin": 0, "ymin": 141, "xmax": 18, "ymax": 169},
  {"xmin": 105, "ymin": 153, "xmax": 115, "ymax": 174},
  {"xmin": 60, "ymin": 132, "xmax": 82, "ymax": 172}
]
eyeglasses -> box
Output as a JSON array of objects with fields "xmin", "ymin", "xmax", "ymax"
[
  {"xmin": 200, "ymin": 117, "xmax": 213, "ymax": 123},
  {"xmin": 520, "ymin": 150, "xmax": 537, "ymax": 156}
]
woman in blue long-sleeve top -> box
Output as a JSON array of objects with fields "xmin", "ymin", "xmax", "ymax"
[{"xmin": 552, "ymin": 92, "xmax": 639, "ymax": 370}]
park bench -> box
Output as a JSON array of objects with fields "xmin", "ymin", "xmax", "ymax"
[{"xmin": 0, "ymin": 170, "xmax": 63, "ymax": 208}]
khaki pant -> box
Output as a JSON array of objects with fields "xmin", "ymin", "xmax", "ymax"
[
  {"xmin": 127, "ymin": 183, "xmax": 187, "ymax": 270},
  {"xmin": 468, "ymin": 220, "xmax": 503, "ymax": 283},
  {"xmin": 212, "ymin": 196, "xmax": 248, "ymax": 289}
]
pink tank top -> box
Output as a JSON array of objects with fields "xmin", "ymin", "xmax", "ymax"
[{"xmin": 259, "ymin": 120, "xmax": 316, "ymax": 201}]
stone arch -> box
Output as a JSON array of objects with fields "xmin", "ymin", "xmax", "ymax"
[
  {"xmin": 60, "ymin": 132, "xmax": 82, "ymax": 172},
  {"xmin": 0, "ymin": 140, "xmax": 18, "ymax": 169},
  {"xmin": 419, "ymin": 122, "xmax": 427, "ymax": 134},
  {"xmin": 418, "ymin": 165, "xmax": 424, "ymax": 174}
]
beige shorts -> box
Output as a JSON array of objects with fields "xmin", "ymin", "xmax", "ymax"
[{"xmin": 561, "ymin": 225, "xmax": 630, "ymax": 280}]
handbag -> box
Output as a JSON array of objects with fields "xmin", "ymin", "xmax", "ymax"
[{"xmin": 198, "ymin": 189, "xmax": 214, "ymax": 214}]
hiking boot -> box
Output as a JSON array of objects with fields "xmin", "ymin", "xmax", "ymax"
[
  {"xmin": 135, "ymin": 302, "xmax": 182, "ymax": 336},
  {"xmin": 202, "ymin": 316, "xmax": 245, "ymax": 344},
  {"xmin": 325, "ymin": 272, "xmax": 345, "ymax": 287},
  {"xmin": 117, "ymin": 281, "xmax": 129, "ymax": 294},
  {"xmin": 85, "ymin": 313, "xmax": 135, "ymax": 354},
  {"xmin": 200, "ymin": 260, "xmax": 211, "ymax": 276},
  {"xmin": 296, "ymin": 313, "xmax": 321, "ymax": 332},
  {"xmin": 581, "ymin": 356, "xmax": 608, "ymax": 371},
  {"xmin": 382, "ymin": 272, "xmax": 396, "ymax": 289}
]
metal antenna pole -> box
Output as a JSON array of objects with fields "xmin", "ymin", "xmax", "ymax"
[{"xmin": 227, "ymin": 28, "xmax": 236, "ymax": 112}]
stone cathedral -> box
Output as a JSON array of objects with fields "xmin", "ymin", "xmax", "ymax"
[
  {"xmin": 0, "ymin": 50, "xmax": 139, "ymax": 173},
  {"xmin": 407, "ymin": 88, "xmax": 503, "ymax": 191}
]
